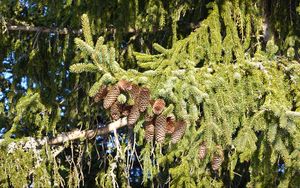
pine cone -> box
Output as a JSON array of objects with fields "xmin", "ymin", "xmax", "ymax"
[
  {"xmin": 138, "ymin": 87, "xmax": 150, "ymax": 112},
  {"xmin": 171, "ymin": 120, "xmax": 186, "ymax": 144},
  {"xmin": 94, "ymin": 85, "xmax": 108, "ymax": 103},
  {"xmin": 211, "ymin": 146, "xmax": 224, "ymax": 171},
  {"xmin": 198, "ymin": 142, "xmax": 207, "ymax": 160},
  {"xmin": 128, "ymin": 84, "xmax": 140, "ymax": 101},
  {"xmin": 103, "ymin": 85, "xmax": 120, "ymax": 109},
  {"xmin": 166, "ymin": 120, "xmax": 175, "ymax": 134},
  {"xmin": 166, "ymin": 114, "xmax": 176, "ymax": 134},
  {"xmin": 117, "ymin": 79, "xmax": 132, "ymax": 91},
  {"xmin": 121, "ymin": 105, "xmax": 132, "ymax": 116},
  {"xmin": 144, "ymin": 122, "xmax": 154, "ymax": 142},
  {"xmin": 110, "ymin": 101, "xmax": 121, "ymax": 120},
  {"xmin": 152, "ymin": 99, "xmax": 165, "ymax": 115},
  {"xmin": 167, "ymin": 113, "xmax": 176, "ymax": 122},
  {"xmin": 211, "ymin": 154, "xmax": 223, "ymax": 171},
  {"xmin": 128, "ymin": 104, "xmax": 140, "ymax": 127},
  {"xmin": 155, "ymin": 115, "xmax": 167, "ymax": 143}
]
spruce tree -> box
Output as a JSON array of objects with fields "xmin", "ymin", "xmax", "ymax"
[{"xmin": 0, "ymin": 0, "xmax": 300, "ymax": 187}]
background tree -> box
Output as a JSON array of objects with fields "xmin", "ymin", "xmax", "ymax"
[{"xmin": 0, "ymin": 0, "xmax": 300, "ymax": 187}]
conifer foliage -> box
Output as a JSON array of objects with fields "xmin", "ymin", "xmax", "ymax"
[
  {"xmin": 68, "ymin": 3, "xmax": 300, "ymax": 187},
  {"xmin": 0, "ymin": 0, "xmax": 300, "ymax": 187}
]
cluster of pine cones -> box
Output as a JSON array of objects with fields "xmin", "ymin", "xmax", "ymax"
[
  {"xmin": 198, "ymin": 142, "xmax": 224, "ymax": 171},
  {"xmin": 94, "ymin": 79, "xmax": 186, "ymax": 144}
]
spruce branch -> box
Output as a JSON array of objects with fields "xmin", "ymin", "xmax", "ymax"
[
  {"xmin": 0, "ymin": 118, "xmax": 128, "ymax": 162},
  {"xmin": 5, "ymin": 25, "xmax": 82, "ymax": 35},
  {"xmin": 48, "ymin": 117, "xmax": 128, "ymax": 145},
  {"xmin": 81, "ymin": 14, "xmax": 94, "ymax": 47},
  {"xmin": 1, "ymin": 118, "xmax": 128, "ymax": 148},
  {"xmin": 14, "ymin": 86, "xmax": 294, "ymax": 148},
  {"xmin": 153, "ymin": 43, "xmax": 170, "ymax": 55},
  {"xmin": 74, "ymin": 38, "xmax": 94, "ymax": 55},
  {"xmin": 286, "ymin": 111, "xmax": 300, "ymax": 118},
  {"xmin": 69, "ymin": 63, "xmax": 100, "ymax": 73}
]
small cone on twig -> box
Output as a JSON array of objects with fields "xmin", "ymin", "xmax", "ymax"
[
  {"xmin": 117, "ymin": 79, "xmax": 132, "ymax": 91},
  {"xmin": 211, "ymin": 145, "xmax": 224, "ymax": 171},
  {"xmin": 110, "ymin": 101, "xmax": 121, "ymax": 120},
  {"xmin": 152, "ymin": 99, "xmax": 165, "ymax": 115},
  {"xmin": 171, "ymin": 120, "xmax": 186, "ymax": 144},
  {"xmin": 103, "ymin": 85, "xmax": 120, "ymax": 109},
  {"xmin": 155, "ymin": 115, "xmax": 167, "ymax": 143},
  {"xmin": 128, "ymin": 104, "xmax": 140, "ymax": 127},
  {"xmin": 144, "ymin": 122, "xmax": 154, "ymax": 142},
  {"xmin": 94, "ymin": 85, "xmax": 108, "ymax": 103},
  {"xmin": 138, "ymin": 87, "xmax": 150, "ymax": 112},
  {"xmin": 198, "ymin": 142, "xmax": 207, "ymax": 160}
]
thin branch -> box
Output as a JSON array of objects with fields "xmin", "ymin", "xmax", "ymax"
[
  {"xmin": 52, "ymin": 146, "xmax": 65, "ymax": 157},
  {"xmin": 6, "ymin": 25, "xmax": 82, "ymax": 35},
  {"xmin": 48, "ymin": 117, "xmax": 128, "ymax": 145},
  {"xmin": 5, "ymin": 24, "xmax": 199, "ymax": 36},
  {"xmin": 286, "ymin": 111, "xmax": 300, "ymax": 118},
  {"xmin": 5, "ymin": 25, "xmax": 130, "ymax": 35}
]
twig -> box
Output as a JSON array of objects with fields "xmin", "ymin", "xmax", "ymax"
[
  {"xmin": 52, "ymin": 146, "xmax": 65, "ymax": 157},
  {"xmin": 113, "ymin": 126, "xmax": 122, "ymax": 158}
]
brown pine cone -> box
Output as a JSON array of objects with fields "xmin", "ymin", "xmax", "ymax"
[
  {"xmin": 117, "ymin": 79, "xmax": 132, "ymax": 91},
  {"xmin": 166, "ymin": 114, "xmax": 176, "ymax": 134},
  {"xmin": 128, "ymin": 104, "xmax": 140, "ymax": 126},
  {"xmin": 103, "ymin": 85, "xmax": 120, "ymax": 109},
  {"xmin": 128, "ymin": 84, "xmax": 140, "ymax": 101},
  {"xmin": 152, "ymin": 99, "xmax": 165, "ymax": 115},
  {"xmin": 198, "ymin": 142, "xmax": 207, "ymax": 160},
  {"xmin": 121, "ymin": 105, "xmax": 132, "ymax": 116},
  {"xmin": 110, "ymin": 101, "xmax": 121, "ymax": 120},
  {"xmin": 166, "ymin": 120, "xmax": 175, "ymax": 134},
  {"xmin": 144, "ymin": 122, "xmax": 154, "ymax": 142},
  {"xmin": 211, "ymin": 146, "xmax": 224, "ymax": 171},
  {"xmin": 171, "ymin": 120, "xmax": 187, "ymax": 144},
  {"xmin": 155, "ymin": 114, "xmax": 167, "ymax": 127},
  {"xmin": 94, "ymin": 85, "xmax": 108, "ymax": 103},
  {"xmin": 211, "ymin": 154, "xmax": 224, "ymax": 171},
  {"xmin": 167, "ymin": 114, "xmax": 176, "ymax": 122},
  {"xmin": 138, "ymin": 87, "xmax": 150, "ymax": 112},
  {"xmin": 155, "ymin": 115, "xmax": 167, "ymax": 143}
]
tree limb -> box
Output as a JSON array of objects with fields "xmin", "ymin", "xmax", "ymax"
[
  {"xmin": 5, "ymin": 24, "xmax": 198, "ymax": 36},
  {"xmin": 2, "ymin": 110, "xmax": 299, "ymax": 147},
  {"xmin": 48, "ymin": 117, "xmax": 128, "ymax": 145},
  {"xmin": 6, "ymin": 25, "xmax": 82, "ymax": 35},
  {"xmin": 47, "ymin": 110, "xmax": 300, "ymax": 145},
  {"xmin": 286, "ymin": 111, "xmax": 300, "ymax": 118}
]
